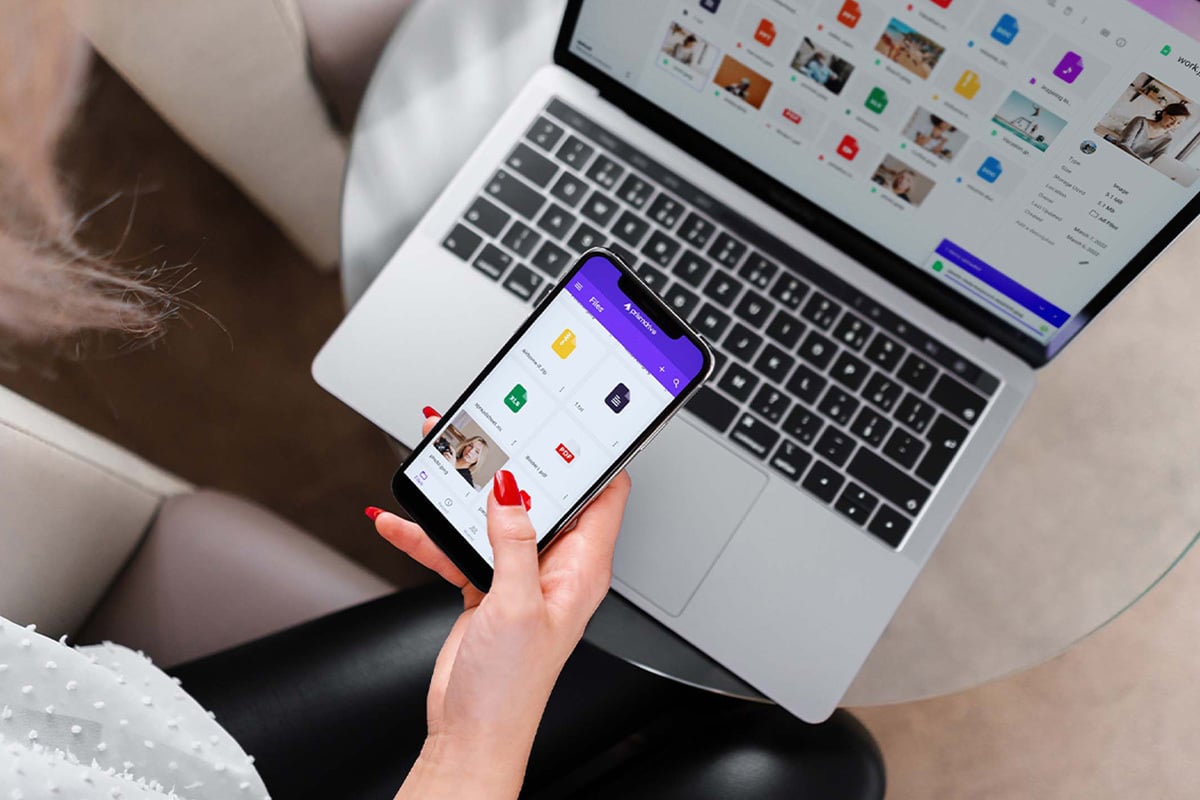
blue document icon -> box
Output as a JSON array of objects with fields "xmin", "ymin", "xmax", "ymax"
[
  {"xmin": 977, "ymin": 157, "xmax": 1003, "ymax": 184},
  {"xmin": 991, "ymin": 14, "xmax": 1019, "ymax": 46}
]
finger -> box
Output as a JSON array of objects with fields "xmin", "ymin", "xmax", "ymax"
[
  {"xmin": 373, "ymin": 511, "xmax": 470, "ymax": 588},
  {"xmin": 486, "ymin": 470, "xmax": 542, "ymax": 600},
  {"xmin": 421, "ymin": 406, "xmax": 441, "ymax": 438},
  {"xmin": 566, "ymin": 470, "xmax": 631, "ymax": 562}
]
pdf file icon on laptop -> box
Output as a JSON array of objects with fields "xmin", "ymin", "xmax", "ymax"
[
  {"xmin": 555, "ymin": 440, "xmax": 578, "ymax": 464},
  {"xmin": 782, "ymin": 107, "xmax": 803, "ymax": 125},
  {"xmin": 836, "ymin": 134, "xmax": 860, "ymax": 161},
  {"xmin": 837, "ymin": 0, "xmax": 862, "ymax": 28},
  {"xmin": 755, "ymin": 19, "xmax": 776, "ymax": 47}
]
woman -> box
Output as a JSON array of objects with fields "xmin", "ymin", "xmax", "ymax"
[
  {"xmin": 453, "ymin": 435, "xmax": 489, "ymax": 487},
  {"xmin": 1110, "ymin": 102, "xmax": 1191, "ymax": 163},
  {"xmin": 891, "ymin": 170, "xmax": 915, "ymax": 203}
]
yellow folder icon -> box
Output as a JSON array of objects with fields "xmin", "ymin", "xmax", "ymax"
[
  {"xmin": 552, "ymin": 329, "xmax": 577, "ymax": 359},
  {"xmin": 954, "ymin": 70, "xmax": 981, "ymax": 100}
]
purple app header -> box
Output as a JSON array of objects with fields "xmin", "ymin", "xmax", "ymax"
[
  {"xmin": 566, "ymin": 255, "xmax": 706, "ymax": 396},
  {"xmin": 1129, "ymin": 0, "xmax": 1200, "ymax": 41}
]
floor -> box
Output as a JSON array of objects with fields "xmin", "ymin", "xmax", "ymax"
[{"xmin": 6, "ymin": 62, "xmax": 1199, "ymax": 798}]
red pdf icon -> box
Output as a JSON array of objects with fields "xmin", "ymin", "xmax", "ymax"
[
  {"xmin": 930, "ymin": 0, "xmax": 953, "ymax": 7},
  {"xmin": 837, "ymin": 0, "xmax": 862, "ymax": 29},
  {"xmin": 555, "ymin": 442, "xmax": 576, "ymax": 463},
  {"xmin": 782, "ymin": 107, "xmax": 803, "ymax": 125},
  {"xmin": 755, "ymin": 18, "xmax": 776, "ymax": 46},
  {"xmin": 836, "ymin": 135, "xmax": 860, "ymax": 161}
]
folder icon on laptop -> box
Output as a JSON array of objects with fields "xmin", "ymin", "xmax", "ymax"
[{"xmin": 954, "ymin": 70, "xmax": 981, "ymax": 100}]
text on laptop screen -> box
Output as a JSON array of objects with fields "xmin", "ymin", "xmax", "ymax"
[
  {"xmin": 568, "ymin": 0, "xmax": 1200, "ymax": 342},
  {"xmin": 403, "ymin": 255, "xmax": 706, "ymax": 564}
]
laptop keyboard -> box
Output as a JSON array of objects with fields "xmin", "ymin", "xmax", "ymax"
[{"xmin": 439, "ymin": 98, "xmax": 1000, "ymax": 550}]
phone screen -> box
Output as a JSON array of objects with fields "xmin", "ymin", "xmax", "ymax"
[{"xmin": 401, "ymin": 253, "xmax": 709, "ymax": 565}]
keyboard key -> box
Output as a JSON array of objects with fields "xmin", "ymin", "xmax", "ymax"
[
  {"xmin": 801, "ymin": 292, "xmax": 841, "ymax": 330},
  {"xmin": 673, "ymin": 250, "xmax": 713, "ymax": 287},
  {"xmin": 750, "ymin": 384, "xmax": 791, "ymax": 424},
  {"xmin": 771, "ymin": 273, "xmax": 809, "ymax": 312},
  {"xmin": 442, "ymin": 223, "xmax": 482, "ymax": 261},
  {"xmin": 929, "ymin": 375, "xmax": 987, "ymax": 425},
  {"xmin": 718, "ymin": 363, "xmax": 759, "ymax": 402},
  {"xmin": 830, "ymin": 352, "xmax": 869, "ymax": 392},
  {"xmin": 708, "ymin": 232, "xmax": 748, "ymax": 268},
  {"xmin": 818, "ymin": 387, "xmax": 858, "ymax": 427},
  {"xmin": 897, "ymin": 353, "xmax": 937, "ymax": 393},
  {"xmin": 896, "ymin": 393, "xmax": 936, "ymax": 434},
  {"xmin": 586, "ymin": 154, "xmax": 624, "ymax": 190},
  {"xmin": 802, "ymin": 460, "xmax": 845, "ymax": 503},
  {"xmin": 635, "ymin": 262, "xmax": 668, "ymax": 293},
  {"xmin": 664, "ymin": 283, "xmax": 700, "ymax": 318},
  {"xmin": 555, "ymin": 135, "xmax": 595, "ymax": 169},
  {"xmin": 754, "ymin": 344, "xmax": 795, "ymax": 384},
  {"xmin": 783, "ymin": 405, "xmax": 823, "ymax": 445},
  {"xmin": 702, "ymin": 272, "xmax": 742, "ymax": 306},
  {"xmin": 612, "ymin": 210, "xmax": 651, "ymax": 248},
  {"xmin": 647, "ymin": 193, "xmax": 685, "ymax": 229},
  {"xmin": 617, "ymin": 174, "xmax": 655, "ymax": 209},
  {"xmin": 641, "ymin": 230, "xmax": 681, "ymax": 268},
  {"xmin": 765, "ymin": 311, "xmax": 805, "ymax": 349},
  {"xmin": 850, "ymin": 407, "xmax": 891, "ymax": 447},
  {"xmin": 680, "ymin": 212, "xmax": 716, "ymax": 248},
  {"xmin": 739, "ymin": 254, "xmax": 779, "ymax": 291},
  {"xmin": 798, "ymin": 331, "xmax": 836, "ymax": 370},
  {"xmin": 724, "ymin": 323, "xmax": 763, "ymax": 362},
  {"xmin": 848, "ymin": 449, "xmax": 931, "ymax": 516},
  {"xmin": 915, "ymin": 414, "xmax": 969, "ymax": 485},
  {"xmin": 693, "ymin": 303, "xmax": 733, "ymax": 341},
  {"xmin": 608, "ymin": 241, "xmax": 639, "ymax": 270},
  {"xmin": 785, "ymin": 364, "xmax": 827, "ymax": 406},
  {"xmin": 581, "ymin": 190, "xmax": 619, "ymax": 227},
  {"xmin": 730, "ymin": 413, "xmax": 780, "ymax": 459},
  {"xmin": 531, "ymin": 241, "xmax": 570, "ymax": 277},
  {"xmin": 733, "ymin": 289, "xmax": 772, "ymax": 328},
  {"xmin": 833, "ymin": 313, "xmax": 872, "ymax": 351},
  {"xmin": 816, "ymin": 427, "xmax": 856, "ymax": 466},
  {"xmin": 834, "ymin": 483, "xmax": 879, "ymax": 526},
  {"xmin": 862, "ymin": 373, "xmax": 903, "ymax": 413},
  {"xmin": 551, "ymin": 172, "xmax": 588, "ymax": 209},
  {"xmin": 567, "ymin": 222, "xmax": 604, "ymax": 252},
  {"xmin": 769, "ymin": 440, "xmax": 813, "ymax": 482},
  {"xmin": 864, "ymin": 332, "xmax": 904, "ymax": 372},
  {"xmin": 506, "ymin": 142, "xmax": 558, "ymax": 187},
  {"xmin": 686, "ymin": 386, "xmax": 738, "ymax": 433},
  {"xmin": 464, "ymin": 196, "xmax": 510, "ymax": 237},
  {"xmin": 472, "ymin": 243, "xmax": 513, "ymax": 279},
  {"xmin": 525, "ymin": 116, "xmax": 565, "ymax": 151},
  {"xmin": 502, "ymin": 264, "xmax": 544, "ymax": 302},
  {"xmin": 501, "ymin": 221, "xmax": 540, "ymax": 258},
  {"xmin": 868, "ymin": 505, "xmax": 912, "ymax": 547},
  {"xmin": 536, "ymin": 204, "xmax": 576, "ymax": 239},
  {"xmin": 883, "ymin": 429, "xmax": 925, "ymax": 469},
  {"xmin": 485, "ymin": 169, "xmax": 545, "ymax": 219}
]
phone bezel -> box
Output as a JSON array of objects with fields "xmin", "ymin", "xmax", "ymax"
[{"xmin": 391, "ymin": 248, "xmax": 715, "ymax": 592}]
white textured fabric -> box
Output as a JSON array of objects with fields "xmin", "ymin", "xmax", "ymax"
[{"xmin": 0, "ymin": 617, "xmax": 267, "ymax": 799}]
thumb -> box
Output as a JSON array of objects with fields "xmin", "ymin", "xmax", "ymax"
[{"xmin": 486, "ymin": 470, "xmax": 542, "ymax": 599}]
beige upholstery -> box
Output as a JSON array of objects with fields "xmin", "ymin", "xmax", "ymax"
[
  {"xmin": 80, "ymin": 490, "xmax": 393, "ymax": 667},
  {"xmin": 0, "ymin": 384, "xmax": 189, "ymax": 637},
  {"xmin": 1, "ymin": 384, "xmax": 393, "ymax": 664},
  {"xmin": 63, "ymin": 0, "xmax": 348, "ymax": 269}
]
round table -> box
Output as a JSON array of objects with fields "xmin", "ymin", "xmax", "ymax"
[{"xmin": 339, "ymin": 0, "xmax": 1200, "ymax": 706}]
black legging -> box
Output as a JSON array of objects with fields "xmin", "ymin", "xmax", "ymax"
[{"xmin": 171, "ymin": 583, "xmax": 885, "ymax": 799}]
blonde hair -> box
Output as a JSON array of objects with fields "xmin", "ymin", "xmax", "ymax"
[
  {"xmin": 0, "ymin": 1, "xmax": 174, "ymax": 356},
  {"xmin": 456, "ymin": 437, "xmax": 489, "ymax": 471}
]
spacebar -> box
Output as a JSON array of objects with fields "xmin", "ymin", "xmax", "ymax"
[
  {"xmin": 847, "ymin": 449, "xmax": 931, "ymax": 515},
  {"xmin": 685, "ymin": 387, "xmax": 738, "ymax": 433}
]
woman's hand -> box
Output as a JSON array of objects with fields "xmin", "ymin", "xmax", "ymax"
[{"xmin": 374, "ymin": 410, "xmax": 632, "ymax": 800}]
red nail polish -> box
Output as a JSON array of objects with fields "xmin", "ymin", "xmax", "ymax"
[
  {"xmin": 365, "ymin": 506, "xmax": 384, "ymax": 521},
  {"xmin": 422, "ymin": 406, "xmax": 440, "ymax": 419},
  {"xmin": 493, "ymin": 470, "xmax": 522, "ymax": 506},
  {"xmin": 519, "ymin": 490, "xmax": 532, "ymax": 512}
]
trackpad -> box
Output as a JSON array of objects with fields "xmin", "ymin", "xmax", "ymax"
[{"xmin": 614, "ymin": 420, "xmax": 767, "ymax": 617}]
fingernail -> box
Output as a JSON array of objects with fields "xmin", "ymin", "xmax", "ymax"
[
  {"xmin": 422, "ymin": 406, "xmax": 440, "ymax": 419},
  {"xmin": 493, "ymin": 470, "xmax": 522, "ymax": 507},
  {"xmin": 519, "ymin": 490, "xmax": 532, "ymax": 512},
  {"xmin": 365, "ymin": 506, "xmax": 384, "ymax": 521}
]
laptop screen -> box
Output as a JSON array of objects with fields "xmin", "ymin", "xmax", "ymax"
[{"xmin": 566, "ymin": 0, "xmax": 1200, "ymax": 345}]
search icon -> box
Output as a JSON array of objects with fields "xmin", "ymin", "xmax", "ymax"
[{"xmin": 672, "ymin": 378, "xmax": 680, "ymax": 388}]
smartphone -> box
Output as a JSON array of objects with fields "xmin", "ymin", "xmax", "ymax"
[{"xmin": 392, "ymin": 248, "xmax": 715, "ymax": 591}]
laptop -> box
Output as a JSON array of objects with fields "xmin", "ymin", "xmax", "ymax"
[{"xmin": 315, "ymin": 0, "xmax": 1200, "ymax": 721}]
